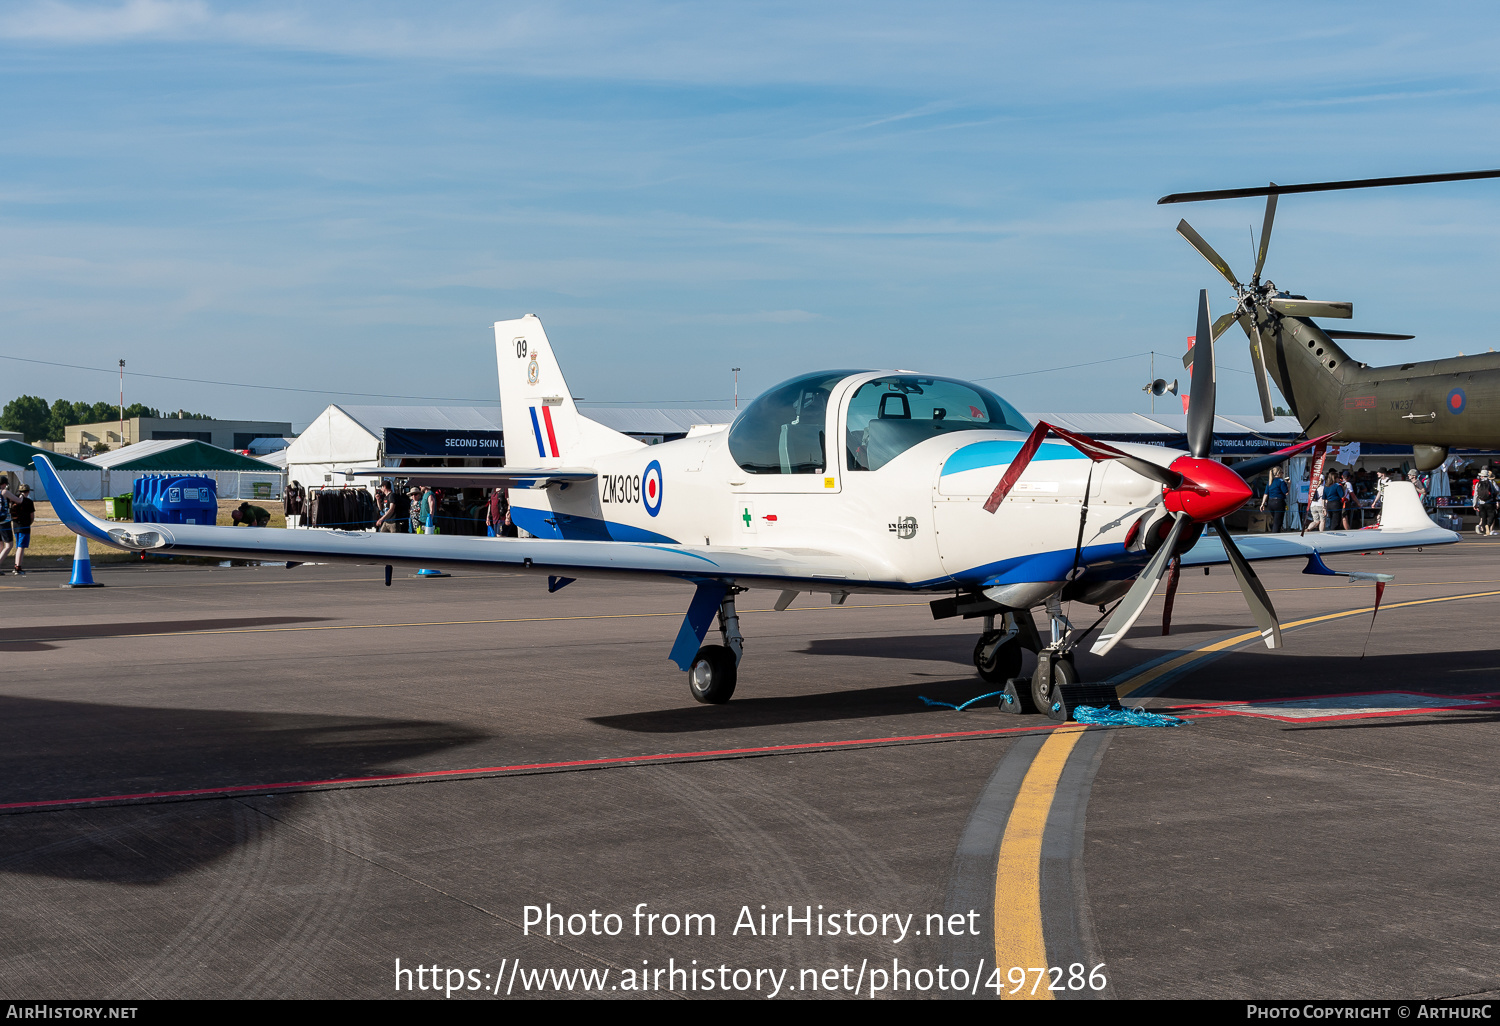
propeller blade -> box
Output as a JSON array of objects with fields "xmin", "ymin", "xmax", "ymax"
[
  {"xmin": 1248, "ymin": 318, "xmax": 1276, "ymax": 423},
  {"xmin": 1323, "ymin": 330, "xmax": 1414, "ymax": 341},
  {"xmin": 1176, "ymin": 220, "xmax": 1240, "ymax": 287},
  {"xmin": 1267, "ymin": 298, "xmax": 1353, "ymax": 319},
  {"xmin": 1047, "ymin": 423, "xmax": 1184, "ymax": 489},
  {"xmin": 1229, "ymin": 431, "xmax": 1339, "ymax": 480},
  {"xmin": 1161, "ymin": 555, "xmax": 1181, "ymax": 636},
  {"xmin": 984, "ymin": 420, "xmax": 1184, "ymax": 513},
  {"xmin": 1182, "ymin": 311, "xmax": 1240, "ymax": 369},
  {"xmin": 1092, "ymin": 513, "xmax": 1188, "ymax": 656},
  {"xmin": 1214, "ymin": 520, "xmax": 1282, "ymax": 649},
  {"xmin": 1252, "ymin": 189, "xmax": 1277, "ymax": 282},
  {"xmin": 983, "ymin": 420, "xmax": 1050, "ymax": 513},
  {"xmin": 1187, "ymin": 290, "xmax": 1216, "ymax": 458}
]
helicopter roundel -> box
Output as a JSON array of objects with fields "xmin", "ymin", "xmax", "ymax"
[
  {"xmin": 1448, "ymin": 388, "xmax": 1466, "ymax": 415},
  {"xmin": 643, "ymin": 460, "xmax": 663, "ymax": 517}
]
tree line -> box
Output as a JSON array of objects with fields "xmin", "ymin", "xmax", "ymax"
[{"xmin": 1, "ymin": 396, "xmax": 214, "ymax": 444}]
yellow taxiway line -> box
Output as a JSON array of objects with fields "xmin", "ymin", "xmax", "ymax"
[{"xmin": 992, "ymin": 725, "xmax": 1087, "ymax": 1000}]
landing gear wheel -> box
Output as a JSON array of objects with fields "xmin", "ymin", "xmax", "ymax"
[
  {"xmin": 973, "ymin": 632, "xmax": 1023, "ymax": 684},
  {"xmin": 688, "ymin": 644, "xmax": 738, "ymax": 704},
  {"xmin": 1031, "ymin": 654, "xmax": 1078, "ymax": 715}
]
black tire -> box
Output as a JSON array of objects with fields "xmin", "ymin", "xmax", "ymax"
[
  {"xmin": 1031, "ymin": 654, "xmax": 1078, "ymax": 715},
  {"xmin": 973, "ymin": 632, "xmax": 1023, "ymax": 684},
  {"xmin": 688, "ymin": 644, "xmax": 738, "ymax": 704}
]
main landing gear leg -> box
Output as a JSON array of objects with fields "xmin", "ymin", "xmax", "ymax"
[
  {"xmin": 1032, "ymin": 594, "xmax": 1080, "ymax": 717},
  {"xmin": 689, "ymin": 589, "xmax": 744, "ymax": 705},
  {"xmin": 973, "ymin": 612, "xmax": 1024, "ymax": 683}
]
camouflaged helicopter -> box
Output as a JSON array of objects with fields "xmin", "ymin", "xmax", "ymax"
[{"xmin": 1163, "ymin": 168, "xmax": 1500, "ymax": 471}]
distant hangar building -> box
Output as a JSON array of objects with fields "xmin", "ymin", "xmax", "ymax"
[{"xmin": 65, "ymin": 415, "xmax": 294, "ymax": 453}]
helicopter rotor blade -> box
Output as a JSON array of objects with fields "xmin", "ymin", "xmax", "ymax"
[
  {"xmin": 1158, "ymin": 168, "xmax": 1500, "ymax": 205},
  {"xmin": 1176, "ymin": 220, "xmax": 1240, "ymax": 288},
  {"xmin": 1187, "ymin": 290, "xmax": 1216, "ymax": 458},
  {"xmin": 1182, "ymin": 311, "xmax": 1240, "ymax": 369},
  {"xmin": 1248, "ymin": 318, "xmax": 1276, "ymax": 423},
  {"xmin": 1267, "ymin": 298, "xmax": 1352, "ymax": 319},
  {"xmin": 1252, "ymin": 189, "xmax": 1277, "ymax": 282}
]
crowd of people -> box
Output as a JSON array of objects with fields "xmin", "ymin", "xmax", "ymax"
[
  {"xmin": 371, "ymin": 481, "xmax": 515, "ymax": 537},
  {"xmin": 1250, "ymin": 460, "xmax": 1500, "ymax": 534}
]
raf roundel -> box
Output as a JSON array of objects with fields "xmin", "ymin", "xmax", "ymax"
[
  {"xmin": 1447, "ymin": 388, "xmax": 1466, "ymax": 415},
  {"xmin": 643, "ymin": 460, "xmax": 663, "ymax": 517}
]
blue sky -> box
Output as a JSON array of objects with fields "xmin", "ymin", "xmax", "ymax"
[{"xmin": 3, "ymin": 1, "xmax": 1500, "ymax": 428}]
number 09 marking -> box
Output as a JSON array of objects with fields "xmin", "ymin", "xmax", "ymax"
[{"xmin": 515, "ymin": 339, "xmax": 528, "ymax": 359}]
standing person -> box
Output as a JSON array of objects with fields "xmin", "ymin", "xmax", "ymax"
[
  {"xmin": 1339, "ymin": 470, "xmax": 1357, "ymax": 529},
  {"xmin": 0, "ymin": 475, "xmax": 19, "ymax": 572},
  {"xmin": 1324, "ymin": 471, "xmax": 1345, "ymax": 532},
  {"xmin": 407, "ymin": 486, "xmax": 423, "ymax": 533},
  {"xmin": 486, "ymin": 486, "xmax": 508, "ymax": 537},
  {"xmin": 1408, "ymin": 470, "xmax": 1428, "ymax": 511},
  {"xmin": 1307, "ymin": 473, "xmax": 1327, "ymax": 532},
  {"xmin": 1260, "ymin": 467, "xmax": 1289, "ymax": 533},
  {"xmin": 382, "ymin": 482, "xmax": 411, "ymax": 533},
  {"xmin": 9, "ymin": 483, "xmax": 34, "ymax": 575},
  {"xmin": 1476, "ymin": 469, "xmax": 1498, "ymax": 537},
  {"xmin": 418, "ymin": 485, "xmax": 437, "ymax": 534},
  {"xmin": 373, "ymin": 482, "xmax": 395, "ymax": 532}
]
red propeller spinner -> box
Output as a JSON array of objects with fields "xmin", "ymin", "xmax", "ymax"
[{"xmin": 1162, "ymin": 456, "xmax": 1252, "ymax": 522}]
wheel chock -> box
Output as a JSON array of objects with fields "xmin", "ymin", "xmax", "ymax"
[
  {"xmin": 1050, "ymin": 683, "xmax": 1125, "ymax": 722},
  {"xmin": 998, "ymin": 678, "xmax": 1036, "ymax": 716}
]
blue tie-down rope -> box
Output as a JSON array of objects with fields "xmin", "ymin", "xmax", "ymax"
[
  {"xmin": 920, "ymin": 691, "xmax": 1007, "ymax": 712},
  {"xmin": 919, "ymin": 693, "xmax": 1187, "ymax": 725},
  {"xmin": 1072, "ymin": 705, "xmax": 1186, "ymax": 727}
]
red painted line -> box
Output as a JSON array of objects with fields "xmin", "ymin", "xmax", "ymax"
[
  {"xmin": 1168, "ymin": 688, "xmax": 1500, "ymax": 723},
  {"xmin": 0, "ymin": 720, "xmax": 1072, "ymax": 813},
  {"xmin": 541, "ymin": 405, "xmax": 560, "ymax": 457}
]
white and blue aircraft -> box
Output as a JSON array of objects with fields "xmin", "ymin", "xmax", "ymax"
[{"xmin": 35, "ymin": 293, "xmax": 1457, "ymax": 713}]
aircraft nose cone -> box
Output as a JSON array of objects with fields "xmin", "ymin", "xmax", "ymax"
[{"xmin": 1163, "ymin": 456, "xmax": 1253, "ymax": 522}]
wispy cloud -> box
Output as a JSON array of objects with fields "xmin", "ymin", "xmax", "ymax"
[{"xmin": 0, "ymin": 0, "xmax": 210, "ymax": 41}]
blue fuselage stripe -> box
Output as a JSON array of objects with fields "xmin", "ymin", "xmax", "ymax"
[{"xmin": 941, "ymin": 440, "xmax": 1079, "ymax": 477}]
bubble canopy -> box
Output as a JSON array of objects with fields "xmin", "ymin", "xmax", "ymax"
[{"xmin": 727, "ymin": 371, "xmax": 1031, "ymax": 475}]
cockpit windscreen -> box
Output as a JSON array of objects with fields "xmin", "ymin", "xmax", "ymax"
[{"xmin": 846, "ymin": 376, "xmax": 1030, "ymax": 471}]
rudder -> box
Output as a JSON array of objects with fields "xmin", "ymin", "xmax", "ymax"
[{"xmin": 494, "ymin": 314, "xmax": 641, "ymax": 466}]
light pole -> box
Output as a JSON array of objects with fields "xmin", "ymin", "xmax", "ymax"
[
  {"xmin": 118, "ymin": 360, "xmax": 125, "ymax": 447},
  {"xmin": 732, "ymin": 368, "xmax": 741, "ymax": 409}
]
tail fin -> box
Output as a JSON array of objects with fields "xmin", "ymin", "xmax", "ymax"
[
  {"xmin": 494, "ymin": 315, "xmax": 641, "ymax": 466},
  {"xmin": 1376, "ymin": 481, "xmax": 1436, "ymax": 531}
]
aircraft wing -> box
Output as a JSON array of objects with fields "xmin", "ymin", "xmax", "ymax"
[
  {"xmin": 339, "ymin": 466, "xmax": 597, "ymax": 489},
  {"xmin": 1179, "ymin": 482, "xmax": 1459, "ymax": 567},
  {"xmin": 35, "ymin": 457, "xmax": 875, "ymax": 591}
]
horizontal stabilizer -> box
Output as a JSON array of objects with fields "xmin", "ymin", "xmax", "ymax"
[
  {"xmin": 341, "ymin": 467, "xmax": 596, "ymax": 489},
  {"xmin": 1322, "ymin": 330, "xmax": 1414, "ymax": 341}
]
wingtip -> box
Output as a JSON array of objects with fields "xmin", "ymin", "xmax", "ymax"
[{"xmin": 32, "ymin": 455, "xmax": 114, "ymax": 544}]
